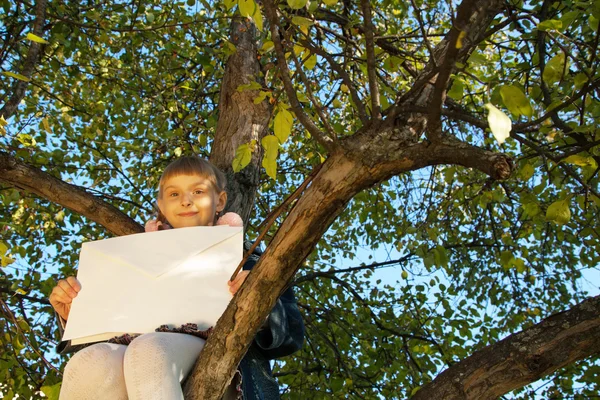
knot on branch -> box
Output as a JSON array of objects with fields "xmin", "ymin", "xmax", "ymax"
[{"xmin": 491, "ymin": 155, "xmax": 513, "ymax": 180}]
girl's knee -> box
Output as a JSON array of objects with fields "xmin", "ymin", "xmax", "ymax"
[{"xmin": 60, "ymin": 343, "xmax": 127, "ymax": 400}]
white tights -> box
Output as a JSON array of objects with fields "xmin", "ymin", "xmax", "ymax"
[{"xmin": 59, "ymin": 332, "xmax": 234, "ymax": 400}]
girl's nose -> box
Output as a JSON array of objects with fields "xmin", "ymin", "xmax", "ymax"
[{"xmin": 180, "ymin": 194, "xmax": 192, "ymax": 206}]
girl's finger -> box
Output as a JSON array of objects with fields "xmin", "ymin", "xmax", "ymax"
[
  {"xmin": 57, "ymin": 279, "xmax": 78, "ymax": 298},
  {"xmin": 66, "ymin": 276, "xmax": 82, "ymax": 292}
]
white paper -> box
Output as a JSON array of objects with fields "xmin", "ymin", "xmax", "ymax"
[{"xmin": 62, "ymin": 226, "xmax": 242, "ymax": 345}]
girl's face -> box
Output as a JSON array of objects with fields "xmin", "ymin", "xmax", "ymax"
[{"xmin": 157, "ymin": 174, "xmax": 227, "ymax": 229}]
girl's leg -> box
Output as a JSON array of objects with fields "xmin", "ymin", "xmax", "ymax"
[
  {"xmin": 59, "ymin": 343, "xmax": 128, "ymax": 400},
  {"xmin": 122, "ymin": 332, "xmax": 206, "ymax": 400}
]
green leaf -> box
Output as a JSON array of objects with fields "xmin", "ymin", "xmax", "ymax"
[
  {"xmin": 546, "ymin": 198, "xmax": 571, "ymax": 225},
  {"xmin": 40, "ymin": 383, "xmax": 62, "ymax": 400},
  {"xmin": 238, "ymin": 0, "xmax": 256, "ymax": 18},
  {"xmin": 323, "ymin": 0, "xmax": 338, "ymax": 5},
  {"xmin": 2, "ymin": 71, "xmax": 30, "ymax": 82},
  {"xmin": 543, "ymin": 53, "xmax": 568, "ymax": 85},
  {"xmin": 499, "ymin": 85, "xmax": 533, "ymax": 117},
  {"xmin": 262, "ymin": 135, "xmax": 279, "ymax": 179},
  {"xmin": 17, "ymin": 133, "xmax": 36, "ymax": 147},
  {"xmin": 519, "ymin": 163, "xmax": 535, "ymax": 181},
  {"xmin": 252, "ymin": 4, "xmax": 263, "ymax": 31},
  {"xmin": 274, "ymin": 107, "xmax": 293, "ymax": 144},
  {"xmin": 447, "ymin": 80, "xmax": 464, "ymax": 100},
  {"xmin": 287, "ymin": 0, "xmax": 308, "ymax": 9},
  {"xmin": 484, "ymin": 103, "xmax": 511, "ymax": 144},
  {"xmin": 401, "ymin": 270, "xmax": 408, "ymax": 279},
  {"xmin": 574, "ymin": 73, "xmax": 588, "ymax": 90},
  {"xmin": 563, "ymin": 155, "xmax": 598, "ymax": 169},
  {"xmin": 291, "ymin": 16, "xmax": 314, "ymax": 27},
  {"xmin": 253, "ymin": 91, "xmax": 269, "ymax": 104},
  {"xmin": 224, "ymin": 0, "xmax": 236, "ymax": 9},
  {"xmin": 232, "ymin": 143, "xmax": 253, "ymax": 172},
  {"xmin": 25, "ymin": 33, "xmax": 49, "ymax": 44},
  {"xmin": 537, "ymin": 19, "xmax": 562, "ymax": 31},
  {"xmin": 0, "ymin": 115, "xmax": 7, "ymax": 135},
  {"xmin": 237, "ymin": 81, "xmax": 262, "ymax": 92}
]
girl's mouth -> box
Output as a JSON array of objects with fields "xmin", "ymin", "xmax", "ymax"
[{"xmin": 178, "ymin": 212, "xmax": 198, "ymax": 217}]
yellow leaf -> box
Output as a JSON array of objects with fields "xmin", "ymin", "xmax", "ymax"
[
  {"xmin": 323, "ymin": 0, "xmax": 338, "ymax": 5},
  {"xmin": 2, "ymin": 71, "xmax": 30, "ymax": 82},
  {"xmin": 274, "ymin": 108, "xmax": 293, "ymax": 144},
  {"xmin": 42, "ymin": 117, "xmax": 51, "ymax": 133},
  {"xmin": 563, "ymin": 155, "xmax": 598, "ymax": 169},
  {"xmin": 304, "ymin": 54, "xmax": 317, "ymax": 69},
  {"xmin": 456, "ymin": 30, "xmax": 467, "ymax": 49},
  {"xmin": 261, "ymin": 136, "xmax": 279, "ymax": 180},
  {"xmin": 26, "ymin": 33, "xmax": 49, "ymax": 44}
]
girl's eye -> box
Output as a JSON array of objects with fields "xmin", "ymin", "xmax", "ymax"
[
  {"xmin": 193, "ymin": 190, "xmax": 204, "ymax": 195},
  {"xmin": 169, "ymin": 192, "xmax": 178, "ymax": 197}
]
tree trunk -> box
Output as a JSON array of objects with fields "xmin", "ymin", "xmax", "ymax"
[{"xmin": 210, "ymin": 18, "xmax": 271, "ymax": 227}]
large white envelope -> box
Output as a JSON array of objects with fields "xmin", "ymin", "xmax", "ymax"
[{"xmin": 62, "ymin": 226, "xmax": 242, "ymax": 345}]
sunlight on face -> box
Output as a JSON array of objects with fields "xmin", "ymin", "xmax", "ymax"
[{"xmin": 157, "ymin": 174, "xmax": 226, "ymax": 229}]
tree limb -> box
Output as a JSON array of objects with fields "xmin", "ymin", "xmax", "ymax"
[
  {"xmin": 0, "ymin": 151, "xmax": 142, "ymax": 236},
  {"xmin": 412, "ymin": 295, "xmax": 600, "ymax": 399}
]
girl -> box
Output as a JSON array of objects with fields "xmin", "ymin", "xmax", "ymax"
[{"xmin": 49, "ymin": 156, "xmax": 305, "ymax": 400}]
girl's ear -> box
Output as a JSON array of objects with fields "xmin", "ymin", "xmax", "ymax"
[{"xmin": 216, "ymin": 191, "xmax": 227, "ymax": 212}]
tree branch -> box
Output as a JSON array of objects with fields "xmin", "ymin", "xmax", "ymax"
[
  {"xmin": 262, "ymin": 0, "xmax": 337, "ymax": 153},
  {"xmin": 0, "ymin": 0, "xmax": 47, "ymax": 120},
  {"xmin": 360, "ymin": 0, "xmax": 381, "ymax": 121},
  {"xmin": 0, "ymin": 151, "xmax": 142, "ymax": 236},
  {"xmin": 413, "ymin": 295, "xmax": 600, "ymax": 399}
]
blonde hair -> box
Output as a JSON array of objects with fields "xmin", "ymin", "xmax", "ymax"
[{"xmin": 155, "ymin": 157, "xmax": 227, "ymax": 228}]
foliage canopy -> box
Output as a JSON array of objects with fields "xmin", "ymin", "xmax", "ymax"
[{"xmin": 1, "ymin": 0, "xmax": 599, "ymax": 398}]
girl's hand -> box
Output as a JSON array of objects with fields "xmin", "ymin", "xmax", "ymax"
[
  {"xmin": 49, "ymin": 277, "xmax": 81, "ymax": 321},
  {"xmin": 228, "ymin": 271, "xmax": 249, "ymax": 296}
]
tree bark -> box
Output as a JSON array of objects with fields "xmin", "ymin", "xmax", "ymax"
[
  {"xmin": 210, "ymin": 18, "xmax": 271, "ymax": 227},
  {"xmin": 412, "ymin": 295, "xmax": 600, "ymax": 399},
  {"xmin": 0, "ymin": 151, "xmax": 142, "ymax": 237}
]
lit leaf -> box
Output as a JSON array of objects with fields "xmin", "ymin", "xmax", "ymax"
[
  {"xmin": 253, "ymin": 91, "xmax": 269, "ymax": 104},
  {"xmin": 232, "ymin": 143, "xmax": 253, "ymax": 172},
  {"xmin": 537, "ymin": 19, "xmax": 562, "ymax": 31},
  {"xmin": 224, "ymin": 0, "xmax": 236, "ymax": 9},
  {"xmin": 546, "ymin": 198, "xmax": 571, "ymax": 225},
  {"xmin": 291, "ymin": 16, "xmax": 314, "ymax": 27},
  {"xmin": 174, "ymin": 147, "xmax": 182, "ymax": 157},
  {"xmin": 25, "ymin": 33, "xmax": 49, "ymax": 44},
  {"xmin": 238, "ymin": 0, "xmax": 256, "ymax": 18},
  {"xmin": 17, "ymin": 133, "xmax": 36, "ymax": 147},
  {"xmin": 252, "ymin": 4, "xmax": 263, "ymax": 31},
  {"xmin": 262, "ymin": 135, "xmax": 279, "ymax": 179},
  {"xmin": 237, "ymin": 81, "xmax": 262, "ymax": 92},
  {"xmin": 261, "ymin": 41, "xmax": 274, "ymax": 53},
  {"xmin": 456, "ymin": 30, "xmax": 467, "ymax": 49},
  {"xmin": 484, "ymin": 103, "xmax": 511, "ymax": 144},
  {"xmin": 274, "ymin": 107, "xmax": 293, "ymax": 144},
  {"xmin": 323, "ymin": 0, "xmax": 338, "ymax": 5},
  {"xmin": 499, "ymin": 85, "xmax": 533, "ymax": 117},
  {"xmin": 2, "ymin": 71, "xmax": 30, "ymax": 82},
  {"xmin": 447, "ymin": 80, "xmax": 464, "ymax": 100},
  {"xmin": 543, "ymin": 53, "xmax": 568, "ymax": 85},
  {"xmin": 40, "ymin": 384, "xmax": 62, "ymax": 400},
  {"xmin": 563, "ymin": 155, "xmax": 598, "ymax": 169},
  {"xmin": 0, "ymin": 115, "xmax": 7, "ymax": 135},
  {"xmin": 287, "ymin": 0, "xmax": 308, "ymax": 9},
  {"xmin": 304, "ymin": 54, "xmax": 317, "ymax": 69}
]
